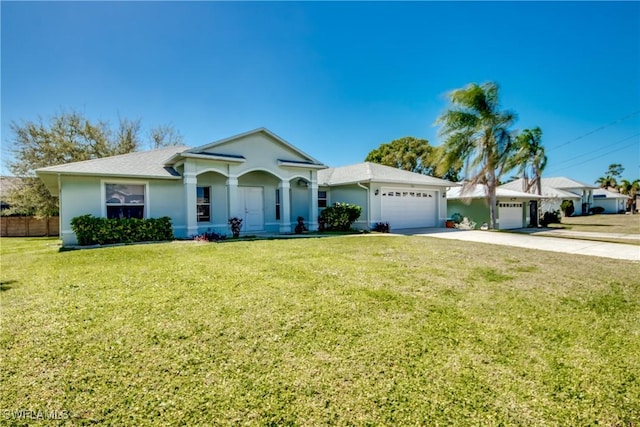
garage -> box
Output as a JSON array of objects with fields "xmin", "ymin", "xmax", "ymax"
[
  {"xmin": 498, "ymin": 202, "xmax": 524, "ymax": 229},
  {"xmin": 381, "ymin": 188, "xmax": 437, "ymax": 228}
]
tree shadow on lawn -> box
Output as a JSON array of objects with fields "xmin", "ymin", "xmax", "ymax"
[{"xmin": 0, "ymin": 280, "xmax": 17, "ymax": 291}]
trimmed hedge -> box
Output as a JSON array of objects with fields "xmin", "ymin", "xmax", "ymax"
[
  {"xmin": 319, "ymin": 202, "xmax": 362, "ymax": 231},
  {"xmin": 70, "ymin": 215, "xmax": 174, "ymax": 246}
]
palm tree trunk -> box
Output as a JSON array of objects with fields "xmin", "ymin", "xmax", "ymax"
[{"xmin": 487, "ymin": 170, "xmax": 498, "ymax": 229}]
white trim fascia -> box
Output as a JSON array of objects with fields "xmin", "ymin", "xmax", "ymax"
[
  {"xmin": 277, "ymin": 160, "xmax": 327, "ymax": 169},
  {"xmin": 38, "ymin": 170, "xmax": 181, "ymax": 180},
  {"xmin": 180, "ymin": 152, "xmax": 246, "ymax": 163}
]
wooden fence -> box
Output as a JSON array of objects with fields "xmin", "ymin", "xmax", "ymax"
[{"xmin": 0, "ymin": 216, "xmax": 59, "ymax": 237}]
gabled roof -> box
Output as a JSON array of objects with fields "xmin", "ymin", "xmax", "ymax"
[
  {"xmin": 593, "ymin": 188, "xmax": 630, "ymax": 199},
  {"xmin": 174, "ymin": 128, "xmax": 325, "ymax": 168},
  {"xmin": 540, "ymin": 176, "xmax": 597, "ymax": 189},
  {"xmin": 318, "ymin": 162, "xmax": 456, "ymax": 187},
  {"xmin": 500, "ymin": 177, "xmax": 596, "ymax": 199},
  {"xmin": 447, "ymin": 183, "xmax": 543, "ymax": 200},
  {"xmin": 36, "ymin": 146, "xmax": 188, "ymax": 193},
  {"xmin": 499, "ymin": 179, "xmax": 581, "ymax": 199}
]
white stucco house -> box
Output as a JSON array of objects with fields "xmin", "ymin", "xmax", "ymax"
[
  {"xmin": 500, "ymin": 177, "xmax": 596, "ymax": 216},
  {"xmin": 447, "ymin": 184, "xmax": 543, "ymax": 229},
  {"xmin": 591, "ymin": 188, "xmax": 629, "ymax": 214},
  {"xmin": 37, "ymin": 128, "xmax": 455, "ymax": 245}
]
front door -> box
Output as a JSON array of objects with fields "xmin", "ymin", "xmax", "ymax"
[{"xmin": 239, "ymin": 187, "xmax": 264, "ymax": 231}]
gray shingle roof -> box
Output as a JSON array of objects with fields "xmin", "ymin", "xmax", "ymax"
[
  {"xmin": 36, "ymin": 145, "xmax": 189, "ymax": 178},
  {"xmin": 318, "ymin": 162, "xmax": 455, "ymax": 187}
]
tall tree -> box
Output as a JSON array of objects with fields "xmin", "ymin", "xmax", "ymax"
[
  {"xmin": 618, "ymin": 179, "xmax": 639, "ymax": 213},
  {"xmin": 595, "ymin": 163, "xmax": 624, "ymax": 189},
  {"xmin": 149, "ymin": 124, "xmax": 184, "ymax": 149},
  {"xmin": 5, "ymin": 111, "xmax": 141, "ymax": 217},
  {"xmin": 506, "ymin": 127, "xmax": 547, "ymax": 195},
  {"xmin": 364, "ymin": 136, "xmax": 461, "ymax": 181},
  {"xmin": 435, "ymin": 82, "xmax": 517, "ymax": 229}
]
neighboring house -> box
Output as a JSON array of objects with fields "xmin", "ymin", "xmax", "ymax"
[
  {"xmin": 500, "ymin": 177, "xmax": 597, "ymax": 215},
  {"xmin": 447, "ymin": 184, "xmax": 543, "ymax": 229},
  {"xmin": 591, "ymin": 188, "xmax": 629, "ymax": 214},
  {"xmin": 317, "ymin": 162, "xmax": 455, "ymax": 229},
  {"xmin": 36, "ymin": 128, "xmax": 455, "ymax": 245}
]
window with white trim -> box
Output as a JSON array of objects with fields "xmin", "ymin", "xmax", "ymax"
[
  {"xmin": 197, "ymin": 186, "xmax": 211, "ymax": 222},
  {"xmin": 106, "ymin": 183, "xmax": 145, "ymax": 219},
  {"xmin": 318, "ymin": 191, "xmax": 328, "ymax": 208}
]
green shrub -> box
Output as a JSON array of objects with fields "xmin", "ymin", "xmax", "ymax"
[
  {"xmin": 319, "ymin": 202, "xmax": 362, "ymax": 231},
  {"xmin": 372, "ymin": 222, "xmax": 390, "ymax": 233},
  {"xmin": 70, "ymin": 215, "xmax": 174, "ymax": 245},
  {"xmin": 560, "ymin": 200, "xmax": 575, "ymax": 217},
  {"xmin": 540, "ymin": 210, "xmax": 561, "ymax": 227}
]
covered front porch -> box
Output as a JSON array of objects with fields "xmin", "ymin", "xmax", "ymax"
[{"xmin": 183, "ymin": 168, "xmax": 320, "ymax": 238}]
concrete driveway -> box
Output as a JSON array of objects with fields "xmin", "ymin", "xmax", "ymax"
[{"xmin": 393, "ymin": 228, "xmax": 640, "ymax": 261}]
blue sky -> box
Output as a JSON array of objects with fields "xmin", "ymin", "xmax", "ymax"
[{"xmin": 2, "ymin": 1, "xmax": 639, "ymax": 184}]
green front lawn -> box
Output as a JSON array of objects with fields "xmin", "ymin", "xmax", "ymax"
[
  {"xmin": 1, "ymin": 237, "xmax": 639, "ymax": 425},
  {"xmin": 551, "ymin": 213, "xmax": 640, "ymax": 234}
]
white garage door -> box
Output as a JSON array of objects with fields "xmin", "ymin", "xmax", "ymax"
[
  {"xmin": 381, "ymin": 189, "xmax": 437, "ymax": 229},
  {"xmin": 498, "ymin": 202, "xmax": 524, "ymax": 229}
]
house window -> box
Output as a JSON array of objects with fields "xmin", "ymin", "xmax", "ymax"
[
  {"xmin": 106, "ymin": 183, "xmax": 145, "ymax": 219},
  {"xmin": 197, "ymin": 187, "xmax": 211, "ymax": 222},
  {"xmin": 318, "ymin": 191, "xmax": 327, "ymax": 208},
  {"xmin": 275, "ymin": 189, "xmax": 281, "ymax": 220}
]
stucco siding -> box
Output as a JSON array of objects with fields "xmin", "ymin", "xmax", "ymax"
[
  {"xmin": 592, "ymin": 198, "xmax": 624, "ymax": 214},
  {"xmin": 205, "ymin": 133, "xmax": 314, "ymax": 179},
  {"xmin": 150, "ymin": 180, "xmax": 188, "ymax": 237},
  {"xmin": 447, "ymin": 199, "xmax": 489, "ymax": 228},
  {"xmin": 328, "ymin": 185, "xmax": 369, "ymax": 229},
  {"xmin": 59, "ymin": 176, "xmax": 102, "ymax": 245}
]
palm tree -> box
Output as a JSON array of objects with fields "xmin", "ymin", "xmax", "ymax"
[
  {"xmin": 595, "ymin": 175, "xmax": 617, "ymax": 189},
  {"xmin": 595, "ymin": 163, "xmax": 624, "ymax": 189},
  {"xmin": 435, "ymin": 82, "xmax": 517, "ymax": 229},
  {"xmin": 618, "ymin": 179, "xmax": 640, "ymax": 213},
  {"xmin": 506, "ymin": 127, "xmax": 547, "ymax": 195}
]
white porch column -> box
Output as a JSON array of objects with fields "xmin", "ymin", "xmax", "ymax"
[
  {"xmin": 227, "ymin": 176, "xmax": 240, "ymax": 220},
  {"xmin": 184, "ymin": 164, "xmax": 198, "ymax": 237},
  {"xmin": 309, "ymin": 178, "xmax": 318, "ymax": 231},
  {"xmin": 279, "ymin": 180, "xmax": 291, "ymax": 233}
]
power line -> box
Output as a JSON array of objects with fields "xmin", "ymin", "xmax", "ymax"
[
  {"xmin": 547, "ymin": 110, "xmax": 640, "ymax": 153},
  {"xmin": 545, "ymin": 138, "xmax": 640, "ymax": 175},
  {"xmin": 548, "ymin": 132, "xmax": 640, "ymax": 168}
]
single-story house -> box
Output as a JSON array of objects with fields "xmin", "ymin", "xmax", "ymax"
[
  {"xmin": 499, "ymin": 177, "xmax": 596, "ymax": 215},
  {"xmin": 447, "ymin": 184, "xmax": 543, "ymax": 229},
  {"xmin": 318, "ymin": 162, "xmax": 455, "ymax": 230},
  {"xmin": 591, "ymin": 188, "xmax": 629, "ymax": 214},
  {"xmin": 36, "ymin": 128, "xmax": 455, "ymax": 245}
]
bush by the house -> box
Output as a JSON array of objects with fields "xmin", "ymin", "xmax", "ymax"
[
  {"xmin": 372, "ymin": 222, "xmax": 390, "ymax": 233},
  {"xmin": 319, "ymin": 202, "xmax": 362, "ymax": 231},
  {"xmin": 70, "ymin": 215, "xmax": 173, "ymax": 246},
  {"xmin": 539, "ymin": 210, "xmax": 561, "ymax": 227},
  {"xmin": 560, "ymin": 200, "xmax": 575, "ymax": 217},
  {"xmin": 589, "ymin": 206, "xmax": 605, "ymax": 215},
  {"xmin": 450, "ymin": 213, "xmax": 463, "ymax": 224},
  {"xmin": 194, "ymin": 231, "xmax": 226, "ymax": 242},
  {"xmin": 228, "ymin": 217, "xmax": 243, "ymax": 238}
]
